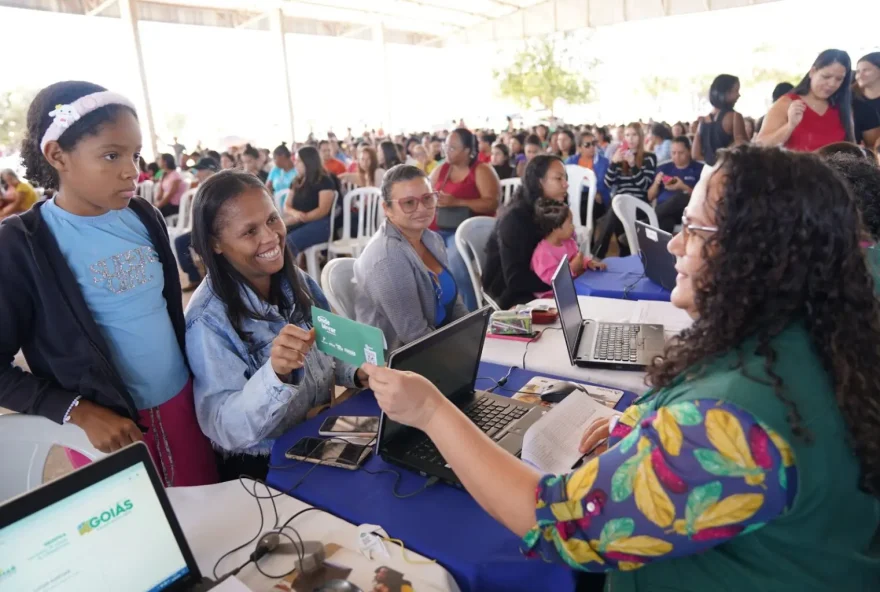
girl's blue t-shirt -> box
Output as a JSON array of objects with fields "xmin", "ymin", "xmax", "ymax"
[{"xmin": 40, "ymin": 198, "xmax": 189, "ymax": 410}]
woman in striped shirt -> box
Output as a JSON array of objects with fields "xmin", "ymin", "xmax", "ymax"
[{"xmin": 594, "ymin": 122, "xmax": 657, "ymax": 257}]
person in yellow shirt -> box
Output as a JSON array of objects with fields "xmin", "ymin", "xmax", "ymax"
[{"xmin": 0, "ymin": 169, "xmax": 38, "ymax": 219}]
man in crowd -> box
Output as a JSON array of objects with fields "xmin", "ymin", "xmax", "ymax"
[
  {"xmin": 566, "ymin": 131, "xmax": 610, "ymax": 225},
  {"xmin": 319, "ymin": 140, "xmax": 347, "ymax": 176},
  {"xmin": 174, "ymin": 157, "xmax": 219, "ymax": 291},
  {"xmin": 647, "ymin": 136, "xmax": 704, "ymax": 232}
]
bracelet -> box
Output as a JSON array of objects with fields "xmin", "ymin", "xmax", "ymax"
[
  {"xmin": 63, "ymin": 396, "xmax": 82, "ymax": 424},
  {"xmin": 353, "ymin": 371, "xmax": 363, "ymax": 389}
]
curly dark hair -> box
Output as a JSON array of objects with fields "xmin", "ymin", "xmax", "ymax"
[
  {"xmin": 647, "ymin": 145, "xmax": 880, "ymax": 497},
  {"xmin": 21, "ymin": 81, "xmax": 138, "ymax": 190},
  {"xmin": 823, "ymin": 153, "xmax": 880, "ymax": 240},
  {"xmin": 534, "ymin": 197, "xmax": 571, "ymax": 238}
]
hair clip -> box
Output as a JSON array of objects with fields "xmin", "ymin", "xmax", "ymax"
[{"xmin": 48, "ymin": 103, "xmax": 81, "ymax": 132}]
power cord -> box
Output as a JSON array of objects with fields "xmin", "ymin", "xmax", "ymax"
[
  {"xmin": 623, "ymin": 252, "xmax": 648, "ymax": 300},
  {"xmin": 522, "ymin": 327, "xmax": 562, "ymax": 370}
]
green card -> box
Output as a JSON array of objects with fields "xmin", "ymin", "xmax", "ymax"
[{"xmin": 312, "ymin": 306, "xmax": 386, "ymax": 367}]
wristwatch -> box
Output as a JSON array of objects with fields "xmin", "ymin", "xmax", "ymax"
[{"xmin": 63, "ymin": 396, "xmax": 82, "ymax": 424}]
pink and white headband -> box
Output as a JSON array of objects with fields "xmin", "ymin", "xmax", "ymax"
[{"xmin": 40, "ymin": 91, "xmax": 136, "ymax": 152}]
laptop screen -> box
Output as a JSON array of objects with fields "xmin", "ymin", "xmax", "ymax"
[
  {"xmin": 0, "ymin": 461, "xmax": 190, "ymax": 592},
  {"xmin": 551, "ymin": 256, "xmax": 583, "ymax": 362},
  {"xmin": 380, "ymin": 307, "xmax": 491, "ymax": 447}
]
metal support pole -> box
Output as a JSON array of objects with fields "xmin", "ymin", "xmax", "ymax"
[
  {"xmin": 373, "ymin": 21, "xmax": 393, "ymax": 134},
  {"xmin": 270, "ymin": 8, "xmax": 296, "ymax": 143},
  {"xmin": 119, "ymin": 0, "xmax": 158, "ymax": 160}
]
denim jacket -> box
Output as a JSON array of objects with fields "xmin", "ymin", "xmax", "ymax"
[{"xmin": 185, "ymin": 269, "xmax": 357, "ymax": 456}]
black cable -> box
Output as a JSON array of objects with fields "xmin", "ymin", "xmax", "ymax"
[
  {"xmin": 361, "ymin": 468, "xmax": 439, "ymax": 499},
  {"xmin": 623, "ymin": 251, "xmax": 649, "ymax": 299},
  {"xmin": 476, "ymin": 364, "xmax": 515, "ymax": 392},
  {"xmin": 212, "ymin": 478, "xmax": 272, "ymax": 580},
  {"xmin": 522, "ymin": 327, "xmax": 562, "ymax": 370}
]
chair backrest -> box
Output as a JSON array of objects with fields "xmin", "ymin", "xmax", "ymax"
[
  {"xmin": 172, "ymin": 189, "xmax": 198, "ymax": 231},
  {"xmin": 455, "ymin": 216, "xmax": 496, "ymax": 308},
  {"xmin": 339, "ymin": 188, "xmax": 384, "ymax": 242},
  {"xmin": 612, "ymin": 194, "xmax": 660, "ymax": 255},
  {"xmin": 320, "ymin": 257, "xmax": 357, "ymax": 319},
  {"xmin": 0, "ymin": 414, "xmax": 103, "ymax": 502},
  {"xmin": 274, "ymin": 189, "xmax": 290, "ymax": 212},
  {"xmin": 499, "ymin": 178, "xmax": 521, "ymax": 206},
  {"xmin": 341, "ymin": 178, "xmax": 358, "ymax": 197},
  {"xmin": 137, "ymin": 180, "xmax": 154, "ymax": 204},
  {"xmin": 564, "ymin": 164, "xmax": 597, "ymax": 230}
]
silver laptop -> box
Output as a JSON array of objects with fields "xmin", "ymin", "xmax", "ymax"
[{"xmin": 551, "ymin": 255, "xmax": 665, "ymax": 370}]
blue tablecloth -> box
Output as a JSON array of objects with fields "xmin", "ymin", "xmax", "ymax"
[
  {"xmin": 575, "ymin": 255, "xmax": 671, "ymax": 301},
  {"xmin": 267, "ymin": 362, "xmax": 637, "ymax": 592}
]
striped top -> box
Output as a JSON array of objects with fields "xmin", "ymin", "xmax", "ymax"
[{"xmin": 604, "ymin": 152, "xmax": 657, "ymax": 202}]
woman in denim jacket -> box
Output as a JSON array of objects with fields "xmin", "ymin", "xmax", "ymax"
[{"xmin": 185, "ymin": 170, "xmax": 368, "ymax": 480}]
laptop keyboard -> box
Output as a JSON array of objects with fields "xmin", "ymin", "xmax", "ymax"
[
  {"xmin": 409, "ymin": 398, "xmax": 529, "ymax": 467},
  {"xmin": 593, "ymin": 323, "xmax": 640, "ymax": 363}
]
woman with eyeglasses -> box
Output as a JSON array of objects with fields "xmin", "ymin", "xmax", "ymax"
[
  {"xmin": 354, "ymin": 165, "xmax": 468, "ymax": 352},
  {"xmin": 362, "ymin": 146, "xmax": 880, "ymax": 591}
]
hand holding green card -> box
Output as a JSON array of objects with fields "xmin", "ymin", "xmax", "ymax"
[{"xmin": 312, "ymin": 306, "xmax": 386, "ymax": 367}]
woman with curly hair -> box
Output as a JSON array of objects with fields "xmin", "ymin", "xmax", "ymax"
[{"xmin": 360, "ymin": 146, "xmax": 880, "ymax": 591}]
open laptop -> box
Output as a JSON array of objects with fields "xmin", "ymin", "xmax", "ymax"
[
  {"xmin": 636, "ymin": 220, "xmax": 677, "ymax": 291},
  {"xmin": 377, "ymin": 307, "xmax": 544, "ymax": 487},
  {"xmin": 552, "ymin": 255, "xmax": 665, "ymax": 370},
  {"xmin": 0, "ymin": 443, "xmax": 215, "ymax": 592}
]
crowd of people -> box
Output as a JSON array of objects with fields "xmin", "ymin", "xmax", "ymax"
[{"xmin": 2, "ymin": 46, "xmax": 880, "ymax": 591}]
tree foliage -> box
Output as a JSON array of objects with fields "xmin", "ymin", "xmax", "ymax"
[
  {"xmin": 0, "ymin": 88, "xmax": 36, "ymax": 153},
  {"xmin": 494, "ymin": 37, "xmax": 594, "ymax": 115}
]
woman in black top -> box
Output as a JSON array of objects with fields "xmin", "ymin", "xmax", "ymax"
[
  {"xmin": 483, "ymin": 155, "xmax": 566, "ymax": 309},
  {"xmin": 854, "ymin": 53, "xmax": 880, "ymax": 148},
  {"xmin": 242, "ymin": 144, "xmax": 269, "ymax": 183},
  {"xmin": 491, "ymin": 143, "xmax": 515, "ymax": 180},
  {"xmin": 379, "ymin": 140, "xmax": 403, "ymax": 169},
  {"xmin": 692, "ymin": 74, "xmax": 748, "ymax": 165},
  {"xmin": 593, "ymin": 123, "xmax": 658, "ymax": 257},
  {"xmin": 283, "ymin": 146, "xmax": 336, "ymax": 255}
]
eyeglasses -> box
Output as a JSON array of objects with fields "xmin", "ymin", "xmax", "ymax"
[
  {"xmin": 581, "ymin": 141, "xmax": 594, "ymax": 148},
  {"xmin": 389, "ymin": 192, "xmax": 438, "ymax": 213},
  {"xmin": 680, "ymin": 214, "xmax": 718, "ymax": 242}
]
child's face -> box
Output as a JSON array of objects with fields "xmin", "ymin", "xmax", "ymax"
[
  {"xmin": 559, "ymin": 212, "xmax": 575, "ymax": 240},
  {"xmin": 48, "ymin": 110, "xmax": 141, "ymax": 214}
]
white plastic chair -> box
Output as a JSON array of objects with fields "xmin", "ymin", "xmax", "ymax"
[
  {"xmin": 137, "ymin": 180, "xmax": 154, "ymax": 204},
  {"xmin": 340, "ymin": 178, "xmax": 358, "ymax": 197},
  {"xmin": 168, "ymin": 188, "xmax": 197, "ymax": 261},
  {"xmin": 499, "ymin": 178, "xmax": 521, "ymax": 206},
  {"xmin": 302, "ymin": 191, "xmax": 340, "ymax": 282},
  {"xmin": 0, "ymin": 414, "xmax": 103, "ymax": 502},
  {"xmin": 274, "ymin": 189, "xmax": 290, "ymax": 212},
  {"xmin": 612, "ymin": 193, "xmax": 660, "ymax": 256},
  {"xmin": 455, "ymin": 216, "xmax": 500, "ymax": 309},
  {"xmin": 320, "ymin": 257, "xmax": 357, "ymax": 319},
  {"xmin": 565, "ymin": 165, "xmax": 597, "ymax": 252},
  {"xmin": 327, "ymin": 188, "xmax": 384, "ymax": 259}
]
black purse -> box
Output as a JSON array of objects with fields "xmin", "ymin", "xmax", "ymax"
[{"xmin": 435, "ymin": 163, "xmax": 474, "ymax": 231}]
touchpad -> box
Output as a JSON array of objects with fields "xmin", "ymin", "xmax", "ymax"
[{"xmin": 497, "ymin": 433, "xmax": 521, "ymax": 454}]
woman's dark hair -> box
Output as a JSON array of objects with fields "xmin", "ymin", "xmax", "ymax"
[
  {"xmin": 793, "ymin": 49, "xmax": 855, "ymax": 142},
  {"xmin": 823, "ymin": 152, "xmax": 880, "ymax": 240},
  {"xmin": 651, "ymin": 123, "xmax": 673, "ymax": 141},
  {"xmin": 243, "ymin": 143, "xmax": 260, "ymax": 159},
  {"xmin": 858, "ymin": 52, "xmax": 880, "ymax": 73},
  {"xmin": 379, "ymin": 141, "xmax": 402, "ymax": 169},
  {"xmin": 160, "ymin": 153, "xmax": 176, "ymax": 170},
  {"xmin": 147, "ymin": 162, "xmax": 159, "ymax": 175},
  {"xmin": 816, "ymin": 142, "xmax": 872, "ymax": 160},
  {"xmin": 647, "ymin": 145, "xmax": 880, "ymax": 497},
  {"xmin": 511, "ymin": 132, "xmax": 527, "ymax": 152},
  {"xmin": 534, "ymin": 197, "xmax": 571, "ymax": 237},
  {"xmin": 221, "ymin": 151, "xmax": 235, "ymax": 164},
  {"xmin": 206, "ymin": 149, "xmax": 222, "ymax": 162},
  {"xmin": 380, "ymin": 164, "xmax": 427, "ymax": 203},
  {"xmin": 672, "ymin": 135, "xmax": 692, "ymax": 151},
  {"xmin": 138, "ymin": 156, "xmax": 148, "ymax": 174},
  {"xmin": 450, "ymin": 128, "xmax": 477, "ymax": 165},
  {"xmin": 190, "ymin": 169, "xmax": 314, "ymax": 340},
  {"xmin": 524, "ymin": 133, "xmax": 542, "ymax": 148},
  {"xmin": 273, "ymin": 142, "xmax": 291, "ymax": 159},
  {"xmin": 772, "ymin": 82, "xmax": 795, "ymax": 102},
  {"xmin": 557, "ymin": 129, "xmax": 576, "ymax": 158},
  {"xmin": 21, "ymin": 80, "xmax": 138, "ymax": 189},
  {"xmin": 709, "ymin": 74, "xmax": 740, "ymax": 109},
  {"xmin": 405, "ymin": 137, "xmax": 419, "ymax": 155},
  {"xmin": 492, "ymin": 142, "xmax": 510, "ymax": 158},
  {"xmin": 514, "ymin": 154, "xmax": 564, "ymax": 207},
  {"xmin": 292, "ymin": 146, "xmax": 326, "ymax": 190},
  {"xmin": 595, "ymin": 126, "xmax": 611, "ymax": 143}
]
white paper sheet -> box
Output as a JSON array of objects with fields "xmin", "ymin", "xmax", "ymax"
[{"xmin": 520, "ymin": 389, "xmax": 619, "ymax": 474}]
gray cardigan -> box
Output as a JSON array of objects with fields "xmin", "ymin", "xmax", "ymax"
[{"xmin": 354, "ymin": 220, "xmax": 468, "ymax": 352}]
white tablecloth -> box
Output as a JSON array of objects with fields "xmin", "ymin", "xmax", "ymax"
[
  {"xmin": 480, "ymin": 297, "xmax": 693, "ymax": 394},
  {"xmin": 167, "ymin": 481, "xmax": 459, "ymax": 592}
]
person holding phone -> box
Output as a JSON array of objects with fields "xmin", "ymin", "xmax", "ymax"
[
  {"xmin": 647, "ymin": 136, "xmax": 704, "ymax": 232},
  {"xmin": 185, "ymin": 169, "xmax": 368, "ymax": 480}
]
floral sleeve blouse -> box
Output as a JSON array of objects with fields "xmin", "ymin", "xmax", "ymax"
[{"xmin": 521, "ymin": 399, "xmax": 797, "ymax": 572}]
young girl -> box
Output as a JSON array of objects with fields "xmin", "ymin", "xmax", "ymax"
[
  {"xmin": 0, "ymin": 81, "xmax": 217, "ymax": 486},
  {"xmin": 530, "ymin": 198, "xmax": 605, "ymax": 297}
]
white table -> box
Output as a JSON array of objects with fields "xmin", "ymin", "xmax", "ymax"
[
  {"xmin": 167, "ymin": 481, "xmax": 459, "ymax": 592},
  {"xmin": 480, "ymin": 297, "xmax": 693, "ymax": 394}
]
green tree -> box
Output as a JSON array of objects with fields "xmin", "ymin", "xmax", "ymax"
[
  {"xmin": 641, "ymin": 76, "xmax": 680, "ymax": 114},
  {"xmin": 0, "ymin": 89, "xmax": 36, "ymax": 152},
  {"xmin": 494, "ymin": 37, "xmax": 594, "ymax": 115}
]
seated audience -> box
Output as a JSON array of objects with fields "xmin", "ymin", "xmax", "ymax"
[
  {"xmin": 186, "ymin": 170, "xmax": 367, "ymax": 480},
  {"xmin": 517, "ymin": 133, "xmax": 543, "ymax": 178},
  {"xmin": 319, "ymin": 140, "xmax": 346, "ymax": 176},
  {"xmin": 757, "ymin": 49, "xmax": 853, "ymax": 152},
  {"xmin": 491, "ymin": 143, "xmax": 515, "ymax": 180},
  {"xmin": 410, "ymin": 144, "xmax": 438, "ymax": 174},
  {"xmin": 242, "ymin": 143, "xmax": 269, "ymax": 182},
  {"xmin": 428, "ymin": 136, "xmax": 444, "ymax": 164},
  {"xmin": 364, "ymin": 145, "xmax": 880, "ymax": 591},
  {"xmin": 341, "ymin": 145, "xmax": 383, "ymax": 188},
  {"xmin": 355, "ymin": 165, "xmax": 467, "ymax": 351},
  {"xmin": 648, "ymin": 136, "xmax": 704, "ymax": 232},
  {"xmin": 535, "ymin": 123, "xmax": 550, "ymax": 149},
  {"xmin": 477, "ymin": 132, "xmax": 496, "ymax": 164},
  {"xmin": 595, "ymin": 122, "xmax": 658, "ymax": 257},
  {"xmin": 854, "ymin": 52, "xmax": 880, "ymax": 148},
  {"xmin": 556, "ymin": 128, "xmax": 577, "ymax": 161},
  {"xmin": 565, "ymin": 131, "xmax": 610, "ymax": 224},
  {"xmin": 137, "ymin": 157, "xmax": 151, "ymax": 183},
  {"xmin": 174, "ymin": 157, "xmax": 219, "ymax": 291},
  {"xmin": 282, "ymin": 146, "xmax": 336, "ymax": 255},
  {"xmin": 508, "ymin": 132, "xmax": 526, "ymax": 169},
  {"xmin": 430, "ymin": 128, "xmax": 500, "ymax": 310},
  {"xmin": 693, "ymin": 74, "xmax": 748, "ymax": 165},
  {"xmin": 153, "ymin": 153, "xmax": 188, "ymax": 217},
  {"xmin": 220, "ymin": 152, "xmax": 237, "ymax": 170},
  {"xmin": 379, "ymin": 140, "xmax": 403, "ymax": 170},
  {"xmin": 671, "ymin": 121, "xmax": 687, "ymax": 138},
  {"xmin": 0, "ymin": 169, "xmax": 39, "ymax": 219},
  {"xmin": 483, "ymin": 155, "xmax": 566, "ymax": 308},
  {"xmin": 648, "ymin": 123, "xmax": 673, "ymax": 162},
  {"xmin": 530, "ymin": 198, "xmax": 605, "ymax": 298},
  {"xmin": 266, "ymin": 142, "xmax": 297, "ymax": 204}
]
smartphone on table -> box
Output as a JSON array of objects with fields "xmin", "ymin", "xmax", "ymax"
[
  {"xmin": 284, "ymin": 436, "xmax": 372, "ymax": 470},
  {"xmin": 318, "ymin": 416, "xmax": 380, "ymax": 438}
]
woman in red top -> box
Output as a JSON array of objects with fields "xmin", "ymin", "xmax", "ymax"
[
  {"xmin": 757, "ymin": 49, "xmax": 854, "ymax": 152},
  {"xmin": 429, "ymin": 128, "xmax": 499, "ymax": 311}
]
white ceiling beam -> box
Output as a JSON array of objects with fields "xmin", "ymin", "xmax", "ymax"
[
  {"xmin": 234, "ymin": 11, "xmax": 267, "ymax": 28},
  {"xmin": 86, "ymin": 0, "xmax": 119, "ymax": 16},
  {"xmin": 396, "ymin": 0, "xmax": 495, "ymax": 19}
]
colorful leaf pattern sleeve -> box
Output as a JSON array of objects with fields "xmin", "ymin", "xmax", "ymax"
[{"xmin": 521, "ymin": 400, "xmax": 797, "ymax": 572}]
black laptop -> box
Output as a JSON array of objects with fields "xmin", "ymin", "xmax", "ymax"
[
  {"xmin": 552, "ymin": 255, "xmax": 665, "ymax": 370},
  {"xmin": 636, "ymin": 220, "xmax": 677, "ymax": 291},
  {"xmin": 0, "ymin": 443, "xmax": 215, "ymax": 592},
  {"xmin": 376, "ymin": 307, "xmax": 544, "ymax": 487}
]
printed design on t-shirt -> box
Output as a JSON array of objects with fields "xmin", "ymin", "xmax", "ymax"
[{"xmin": 90, "ymin": 246, "xmax": 160, "ymax": 294}]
